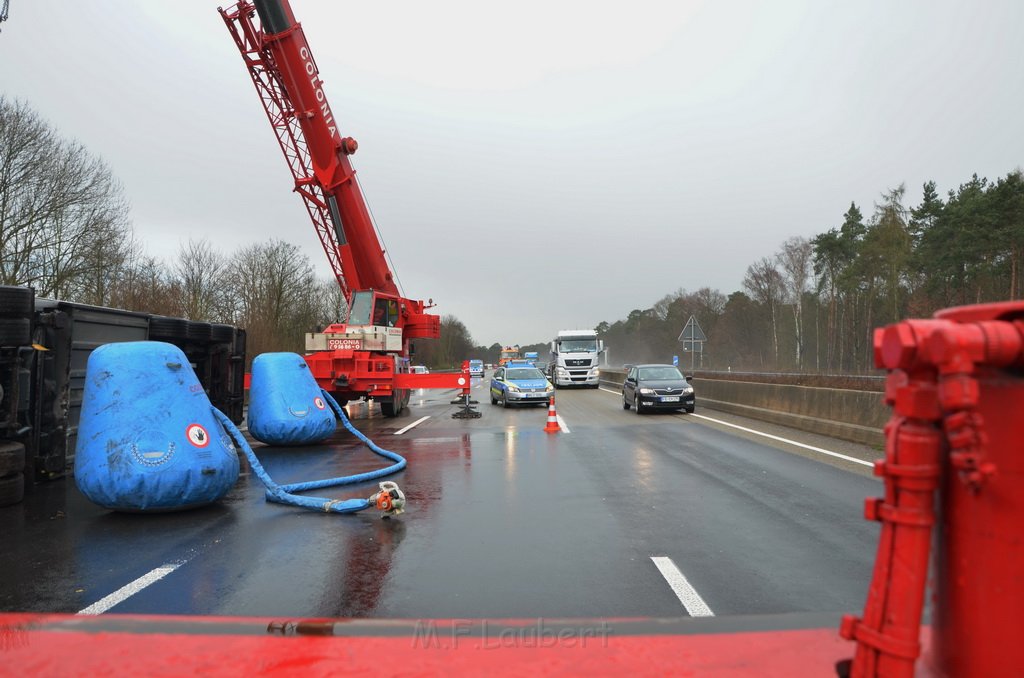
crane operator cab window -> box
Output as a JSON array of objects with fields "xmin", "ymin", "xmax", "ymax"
[
  {"xmin": 373, "ymin": 297, "xmax": 400, "ymax": 327},
  {"xmin": 347, "ymin": 291, "xmax": 399, "ymax": 327},
  {"xmin": 347, "ymin": 291, "xmax": 373, "ymax": 326}
]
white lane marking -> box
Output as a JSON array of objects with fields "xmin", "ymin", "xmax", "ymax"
[
  {"xmin": 556, "ymin": 414, "xmax": 571, "ymax": 433},
  {"xmin": 598, "ymin": 386, "xmax": 620, "ymax": 395},
  {"xmin": 596, "ymin": 386, "xmax": 874, "ymax": 468},
  {"xmin": 689, "ymin": 413, "xmax": 874, "ymax": 468},
  {"xmin": 394, "ymin": 415, "xmax": 430, "ymax": 435},
  {"xmin": 651, "ymin": 556, "xmax": 714, "ymax": 617},
  {"xmin": 77, "ymin": 562, "xmax": 183, "ymax": 615}
]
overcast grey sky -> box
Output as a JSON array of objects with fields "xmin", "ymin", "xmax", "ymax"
[{"xmin": 2, "ymin": 1, "xmax": 1022, "ymax": 346}]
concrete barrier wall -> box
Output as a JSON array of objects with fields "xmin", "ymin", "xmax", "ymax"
[{"xmin": 600, "ymin": 368, "xmax": 887, "ymax": 447}]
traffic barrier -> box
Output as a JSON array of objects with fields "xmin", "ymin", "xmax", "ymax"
[
  {"xmin": 600, "ymin": 368, "xmax": 886, "ymax": 446},
  {"xmin": 248, "ymin": 352, "xmax": 336, "ymax": 445},
  {"xmin": 74, "ymin": 342, "xmax": 239, "ymax": 511},
  {"xmin": 544, "ymin": 397, "xmax": 560, "ymax": 434}
]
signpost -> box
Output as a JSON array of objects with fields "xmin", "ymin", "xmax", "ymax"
[{"xmin": 678, "ymin": 316, "xmax": 707, "ymax": 372}]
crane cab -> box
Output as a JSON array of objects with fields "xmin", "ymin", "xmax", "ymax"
[
  {"xmin": 347, "ymin": 291, "xmax": 400, "ymax": 329},
  {"xmin": 305, "ymin": 290, "xmax": 404, "ymax": 353}
]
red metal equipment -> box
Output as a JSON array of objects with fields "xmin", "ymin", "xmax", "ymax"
[
  {"xmin": 840, "ymin": 301, "xmax": 1024, "ymax": 677},
  {"xmin": 219, "ymin": 0, "xmax": 471, "ymax": 416}
]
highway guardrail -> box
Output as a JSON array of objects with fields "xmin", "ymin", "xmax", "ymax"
[{"xmin": 599, "ymin": 368, "xmax": 885, "ymax": 447}]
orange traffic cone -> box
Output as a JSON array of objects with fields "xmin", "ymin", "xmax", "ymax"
[{"xmin": 544, "ymin": 396, "xmax": 561, "ymax": 434}]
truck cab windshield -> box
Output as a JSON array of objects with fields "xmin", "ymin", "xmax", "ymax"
[{"xmin": 559, "ymin": 340, "xmax": 598, "ymax": 352}]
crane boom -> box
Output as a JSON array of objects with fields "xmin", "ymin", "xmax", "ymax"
[
  {"xmin": 220, "ymin": 0, "xmax": 470, "ymax": 417},
  {"xmin": 220, "ymin": 0, "xmax": 400, "ymax": 299}
]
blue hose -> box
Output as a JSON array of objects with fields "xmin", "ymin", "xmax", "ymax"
[{"xmin": 211, "ymin": 390, "xmax": 406, "ymax": 515}]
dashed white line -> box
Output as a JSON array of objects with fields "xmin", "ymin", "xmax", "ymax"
[
  {"xmin": 689, "ymin": 413, "xmax": 874, "ymax": 468},
  {"xmin": 394, "ymin": 415, "xmax": 430, "ymax": 435},
  {"xmin": 597, "ymin": 385, "xmax": 873, "ymax": 468},
  {"xmin": 77, "ymin": 562, "xmax": 183, "ymax": 615},
  {"xmin": 651, "ymin": 556, "xmax": 714, "ymax": 617}
]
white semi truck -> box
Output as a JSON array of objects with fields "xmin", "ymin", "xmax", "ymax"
[{"xmin": 548, "ymin": 329, "xmax": 604, "ymax": 388}]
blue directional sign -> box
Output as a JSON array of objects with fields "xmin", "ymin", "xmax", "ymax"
[{"xmin": 672, "ymin": 355, "xmax": 679, "ymax": 366}]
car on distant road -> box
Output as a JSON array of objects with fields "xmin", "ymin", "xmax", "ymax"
[
  {"xmin": 411, "ymin": 365, "xmax": 429, "ymax": 374},
  {"xmin": 490, "ymin": 365, "xmax": 554, "ymax": 408},
  {"xmin": 622, "ymin": 364, "xmax": 695, "ymax": 414},
  {"xmin": 469, "ymin": 359, "xmax": 484, "ymax": 378}
]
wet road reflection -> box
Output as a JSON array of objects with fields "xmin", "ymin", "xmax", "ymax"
[{"xmin": 2, "ymin": 385, "xmax": 881, "ymax": 620}]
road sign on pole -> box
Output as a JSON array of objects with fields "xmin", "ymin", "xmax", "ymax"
[
  {"xmin": 678, "ymin": 316, "xmax": 707, "ymax": 372},
  {"xmin": 678, "ymin": 316, "xmax": 707, "ymax": 343},
  {"xmin": 672, "ymin": 355, "xmax": 678, "ymax": 366}
]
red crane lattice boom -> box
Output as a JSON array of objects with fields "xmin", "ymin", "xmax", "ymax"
[
  {"xmin": 220, "ymin": 0, "xmax": 403, "ymax": 300},
  {"xmin": 220, "ymin": 1, "xmax": 348, "ymax": 298},
  {"xmin": 219, "ymin": 0, "xmax": 471, "ymax": 417}
]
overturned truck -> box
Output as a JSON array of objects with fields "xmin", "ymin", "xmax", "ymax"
[{"xmin": 0, "ymin": 285, "xmax": 246, "ymax": 507}]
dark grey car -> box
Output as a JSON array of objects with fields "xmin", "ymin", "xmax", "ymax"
[{"xmin": 622, "ymin": 364, "xmax": 695, "ymax": 414}]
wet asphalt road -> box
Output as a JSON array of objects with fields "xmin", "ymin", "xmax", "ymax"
[{"xmin": 1, "ymin": 374, "xmax": 882, "ymax": 620}]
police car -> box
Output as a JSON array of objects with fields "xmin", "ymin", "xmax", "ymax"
[{"xmin": 489, "ymin": 362, "xmax": 554, "ymax": 408}]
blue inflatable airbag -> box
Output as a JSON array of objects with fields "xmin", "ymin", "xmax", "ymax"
[
  {"xmin": 74, "ymin": 341, "xmax": 240, "ymax": 511},
  {"xmin": 247, "ymin": 352, "xmax": 337, "ymax": 446}
]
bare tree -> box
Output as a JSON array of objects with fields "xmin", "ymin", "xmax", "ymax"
[
  {"xmin": 743, "ymin": 257, "xmax": 785, "ymax": 366},
  {"xmin": 437, "ymin": 314, "xmax": 474, "ymax": 369},
  {"xmin": 0, "ymin": 97, "xmax": 133, "ymax": 299},
  {"xmin": 313, "ymin": 277, "xmax": 348, "ymax": 330},
  {"xmin": 693, "ymin": 286, "xmax": 727, "ymax": 315},
  {"xmin": 652, "ymin": 288, "xmax": 686, "ymax": 321},
  {"xmin": 174, "ymin": 238, "xmax": 226, "ymax": 320},
  {"xmin": 224, "ymin": 239, "xmax": 318, "ymax": 358},
  {"xmin": 109, "ymin": 252, "xmax": 180, "ymax": 316},
  {"xmin": 0, "ymin": 97, "xmax": 53, "ymax": 286},
  {"xmin": 777, "ymin": 236, "xmax": 814, "ymax": 368}
]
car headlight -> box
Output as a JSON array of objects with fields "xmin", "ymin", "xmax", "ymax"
[
  {"xmin": 639, "ymin": 388, "xmax": 655, "ymax": 395},
  {"xmin": 507, "ymin": 384, "xmax": 520, "ymax": 392},
  {"xmin": 683, "ymin": 386, "xmax": 694, "ymax": 394},
  {"xmin": 545, "ymin": 383, "xmax": 554, "ymax": 392}
]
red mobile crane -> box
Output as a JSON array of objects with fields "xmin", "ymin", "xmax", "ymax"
[{"xmin": 219, "ymin": 0, "xmax": 473, "ymax": 416}]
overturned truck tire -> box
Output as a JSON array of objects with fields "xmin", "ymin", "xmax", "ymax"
[{"xmin": 0, "ymin": 286, "xmax": 33, "ymax": 318}]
